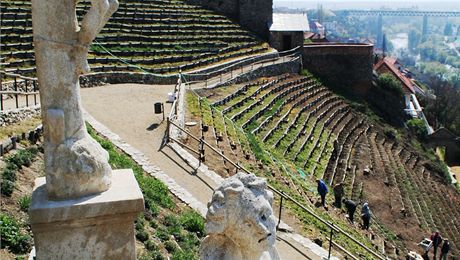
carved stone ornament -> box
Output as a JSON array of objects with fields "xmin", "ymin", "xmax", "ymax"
[{"xmin": 200, "ymin": 173, "xmax": 280, "ymax": 260}]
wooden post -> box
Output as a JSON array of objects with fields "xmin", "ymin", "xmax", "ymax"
[
  {"xmin": 0, "ymin": 85, "xmax": 3, "ymax": 111},
  {"xmin": 11, "ymin": 136, "xmax": 17, "ymax": 150},
  {"xmin": 14, "ymin": 77, "xmax": 19, "ymax": 108},
  {"xmin": 33, "ymin": 80, "xmax": 37, "ymax": 105},
  {"xmin": 328, "ymin": 224, "xmax": 334, "ymax": 259},
  {"xmin": 25, "ymin": 80, "xmax": 29, "ymax": 107},
  {"xmin": 276, "ymin": 196, "xmax": 284, "ymax": 230}
]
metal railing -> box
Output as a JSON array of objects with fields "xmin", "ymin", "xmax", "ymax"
[
  {"xmin": 0, "ymin": 71, "xmax": 40, "ymax": 111},
  {"xmin": 182, "ymin": 51, "xmax": 302, "ymax": 88}
]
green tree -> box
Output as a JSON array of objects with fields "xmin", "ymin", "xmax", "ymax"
[
  {"xmin": 418, "ymin": 79, "xmax": 460, "ymax": 136},
  {"xmin": 376, "ymin": 73, "xmax": 404, "ymax": 97},
  {"xmin": 408, "ymin": 29, "xmax": 421, "ymax": 52},
  {"xmin": 407, "ymin": 118, "xmax": 428, "ymax": 140},
  {"xmin": 418, "ymin": 62, "xmax": 449, "ymax": 79},
  {"xmin": 444, "ymin": 23, "xmax": 453, "ymax": 36},
  {"xmin": 418, "ymin": 41, "xmax": 437, "ymax": 61}
]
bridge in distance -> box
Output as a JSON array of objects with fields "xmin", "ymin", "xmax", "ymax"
[
  {"xmin": 340, "ymin": 10, "xmax": 460, "ymax": 17},
  {"xmin": 336, "ymin": 10, "xmax": 460, "ymax": 48}
]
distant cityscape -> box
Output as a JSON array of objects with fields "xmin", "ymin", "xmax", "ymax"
[{"xmin": 273, "ymin": 1, "xmax": 460, "ymax": 11}]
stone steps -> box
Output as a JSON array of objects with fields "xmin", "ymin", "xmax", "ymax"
[
  {"xmin": 258, "ymin": 84, "xmax": 323, "ymax": 142},
  {"xmin": 323, "ymin": 114, "xmax": 353, "ymax": 179},
  {"xmin": 271, "ymin": 91, "xmax": 332, "ymax": 148}
]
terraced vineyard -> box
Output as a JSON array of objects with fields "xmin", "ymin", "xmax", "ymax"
[
  {"xmin": 0, "ymin": 0, "xmax": 270, "ymax": 77},
  {"xmin": 185, "ymin": 73, "xmax": 460, "ymax": 258}
]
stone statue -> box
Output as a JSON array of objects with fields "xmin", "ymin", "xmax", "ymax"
[
  {"xmin": 32, "ymin": 0, "xmax": 119, "ymax": 199},
  {"xmin": 200, "ymin": 173, "xmax": 280, "ymax": 260}
]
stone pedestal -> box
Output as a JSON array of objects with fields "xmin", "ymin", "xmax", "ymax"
[{"xmin": 29, "ymin": 169, "xmax": 144, "ymax": 260}]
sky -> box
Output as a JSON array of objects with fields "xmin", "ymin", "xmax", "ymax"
[
  {"xmin": 273, "ymin": 0, "xmax": 460, "ymax": 11},
  {"xmin": 274, "ymin": 0, "xmax": 459, "ymax": 2}
]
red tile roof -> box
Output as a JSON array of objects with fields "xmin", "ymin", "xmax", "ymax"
[{"xmin": 374, "ymin": 57, "xmax": 415, "ymax": 94}]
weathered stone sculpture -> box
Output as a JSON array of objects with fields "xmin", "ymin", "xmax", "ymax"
[
  {"xmin": 200, "ymin": 173, "xmax": 280, "ymax": 260},
  {"xmin": 32, "ymin": 0, "xmax": 119, "ymax": 199},
  {"xmin": 29, "ymin": 2, "xmax": 144, "ymax": 259}
]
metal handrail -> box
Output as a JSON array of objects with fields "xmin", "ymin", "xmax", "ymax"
[
  {"xmin": 182, "ymin": 47, "xmax": 302, "ymax": 79},
  {"xmin": 182, "ymin": 54, "xmax": 302, "ymax": 89},
  {"xmin": 166, "ymin": 119, "xmax": 385, "ymax": 260}
]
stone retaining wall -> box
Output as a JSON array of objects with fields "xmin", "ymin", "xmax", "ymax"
[
  {"xmin": 0, "ymin": 105, "xmax": 40, "ymax": 127},
  {"xmin": 79, "ymin": 72, "xmax": 178, "ymax": 87},
  {"xmin": 79, "ymin": 52, "xmax": 281, "ymax": 87},
  {"xmin": 302, "ymin": 43, "xmax": 373, "ymax": 97},
  {"xmin": 1, "ymin": 80, "xmax": 36, "ymax": 93},
  {"xmin": 169, "ymin": 77, "xmax": 187, "ymax": 140}
]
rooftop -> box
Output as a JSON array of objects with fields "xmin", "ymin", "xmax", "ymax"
[
  {"xmin": 374, "ymin": 56, "xmax": 415, "ymax": 94},
  {"xmin": 270, "ymin": 13, "xmax": 310, "ymax": 32}
]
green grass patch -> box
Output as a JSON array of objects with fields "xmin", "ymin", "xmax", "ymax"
[
  {"xmin": 200, "ymin": 98, "xmax": 213, "ymax": 127},
  {"xmin": 0, "ymin": 213, "xmax": 32, "ymax": 255},
  {"xmin": 1, "ymin": 147, "xmax": 39, "ymax": 197},
  {"xmin": 256, "ymin": 98, "xmax": 285, "ymax": 125},
  {"xmin": 246, "ymin": 132, "xmax": 269, "ymax": 164},
  {"xmin": 0, "ymin": 117, "xmax": 41, "ymax": 141},
  {"xmin": 17, "ymin": 195, "xmax": 31, "ymax": 212},
  {"xmin": 87, "ymin": 124, "xmax": 204, "ymax": 259},
  {"xmin": 186, "ymin": 92, "xmax": 201, "ymax": 117}
]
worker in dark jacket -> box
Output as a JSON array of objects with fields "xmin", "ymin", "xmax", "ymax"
[
  {"xmin": 316, "ymin": 179, "xmax": 328, "ymax": 207},
  {"xmin": 343, "ymin": 198, "xmax": 357, "ymax": 223},
  {"xmin": 333, "ymin": 182, "xmax": 344, "ymax": 208},
  {"xmin": 430, "ymin": 231, "xmax": 443, "ymax": 259},
  {"xmin": 361, "ymin": 202, "xmax": 371, "ymax": 230},
  {"xmin": 440, "ymin": 239, "xmax": 449, "ymax": 260}
]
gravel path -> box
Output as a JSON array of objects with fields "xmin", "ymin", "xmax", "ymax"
[{"xmin": 81, "ymin": 83, "xmax": 330, "ymax": 260}]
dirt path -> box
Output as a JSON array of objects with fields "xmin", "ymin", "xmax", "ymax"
[
  {"xmin": 81, "ymin": 83, "xmax": 332, "ymax": 260},
  {"xmin": 81, "ymin": 84, "xmax": 216, "ymax": 204}
]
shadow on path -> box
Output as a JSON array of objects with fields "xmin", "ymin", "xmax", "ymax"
[
  {"xmin": 276, "ymin": 236, "xmax": 313, "ymax": 260},
  {"xmin": 146, "ymin": 123, "xmax": 160, "ymax": 131},
  {"xmin": 161, "ymin": 145, "xmax": 216, "ymax": 192}
]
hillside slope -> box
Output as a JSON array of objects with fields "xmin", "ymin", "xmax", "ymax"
[
  {"xmin": 0, "ymin": 0, "xmax": 270, "ymax": 77},
  {"xmin": 185, "ymin": 73, "xmax": 460, "ymax": 258}
]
